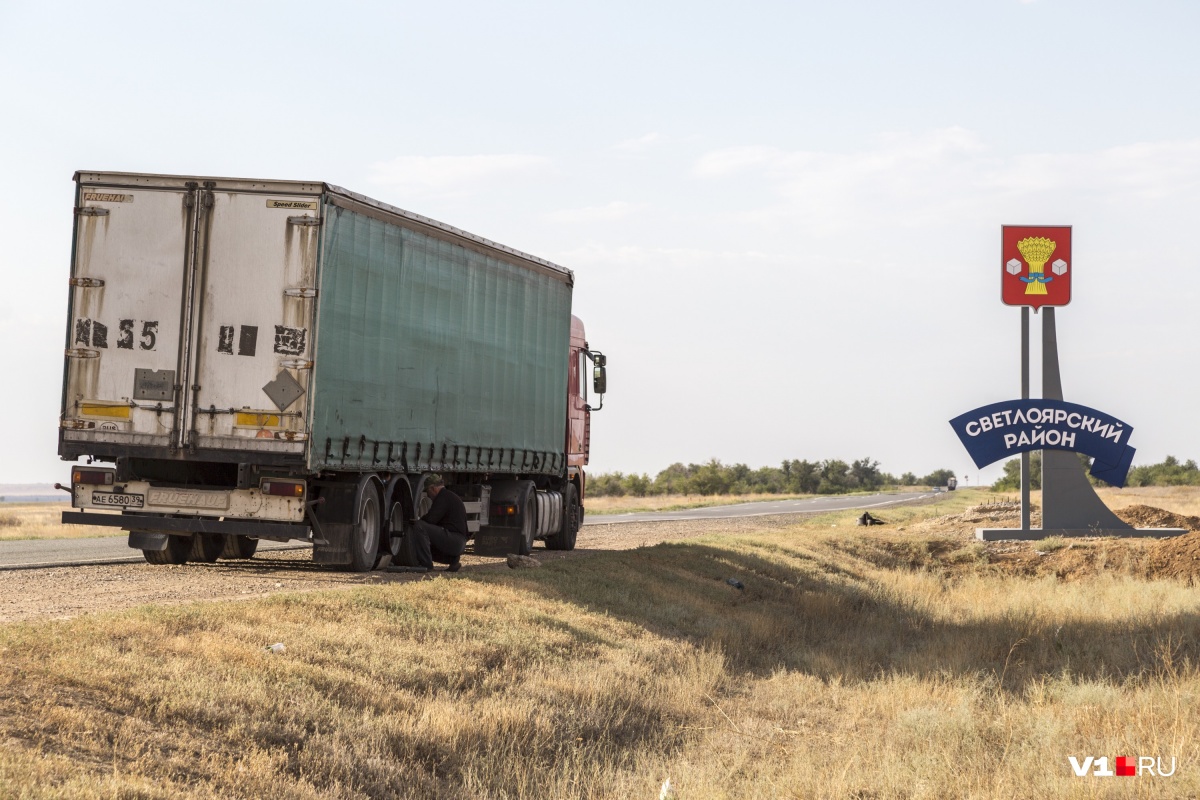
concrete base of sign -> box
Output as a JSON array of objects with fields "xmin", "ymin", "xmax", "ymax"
[{"xmin": 976, "ymin": 527, "xmax": 1186, "ymax": 542}]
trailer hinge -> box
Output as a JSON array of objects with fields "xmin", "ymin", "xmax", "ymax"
[
  {"xmin": 283, "ymin": 287, "xmax": 318, "ymax": 298},
  {"xmin": 69, "ymin": 277, "xmax": 106, "ymax": 288},
  {"xmin": 65, "ymin": 348, "xmax": 100, "ymax": 359},
  {"xmin": 280, "ymin": 358, "xmax": 313, "ymax": 370},
  {"xmin": 75, "ymin": 207, "xmax": 110, "ymax": 217},
  {"xmin": 287, "ymin": 216, "xmax": 321, "ymax": 227}
]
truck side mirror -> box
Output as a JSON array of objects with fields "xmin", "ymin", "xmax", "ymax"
[{"xmin": 591, "ymin": 351, "xmax": 606, "ymax": 395}]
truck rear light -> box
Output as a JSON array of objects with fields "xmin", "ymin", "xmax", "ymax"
[
  {"xmin": 261, "ymin": 479, "xmax": 305, "ymax": 498},
  {"xmin": 491, "ymin": 502, "xmax": 518, "ymax": 517},
  {"xmin": 72, "ymin": 469, "xmax": 114, "ymax": 486}
]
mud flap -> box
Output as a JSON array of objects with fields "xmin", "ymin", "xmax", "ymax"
[
  {"xmin": 310, "ymin": 481, "xmax": 358, "ymax": 566},
  {"xmin": 128, "ymin": 532, "xmax": 169, "ymax": 551},
  {"xmin": 312, "ymin": 522, "xmax": 351, "ymax": 564}
]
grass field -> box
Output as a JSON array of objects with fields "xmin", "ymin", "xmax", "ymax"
[
  {"xmin": 2, "ymin": 490, "xmax": 1198, "ymax": 797},
  {"xmin": 585, "ymin": 492, "xmax": 816, "ymax": 515},
  {"xmin": 0, "ymin": 501, "xmax": 119, "ymax": 541}
]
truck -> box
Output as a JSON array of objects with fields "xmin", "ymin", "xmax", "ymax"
[{"xmin": 58, "ymin": 171, "xmax": 606, "ymax": 571}]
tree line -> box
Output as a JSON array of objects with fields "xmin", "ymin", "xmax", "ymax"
[
  {"xmin": 991, "ymin": 453, "xmax": 1200, "ymax": 490},
  {"xmin": 588, "ymin": 459, "xmax": 957, "ymax": 497}
]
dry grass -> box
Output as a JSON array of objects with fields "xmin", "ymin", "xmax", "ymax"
[
  {"xmin": 4, "ymin": 493, "xmax": 1200, "ymax": 796},
  {"xmin": 0, "ymin": 502, "xmax": 121, "ymax": 541},
  {"xmin": 586, "ymin": 492, "xmax": 821, "ymax": 515},
  {"xmin": 991, "ymin": 485, "xmax": 1200, "ymax": 520},
  {"xmin": 1099, "ymin": 485, "xmax": 1200, "ymax": 518}
]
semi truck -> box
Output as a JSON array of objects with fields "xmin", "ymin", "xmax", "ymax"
[{"xmin": 58, "ymin": 171, "xmax": 606, "ymax": 571}]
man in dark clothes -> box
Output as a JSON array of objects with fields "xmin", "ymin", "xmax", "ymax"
[{"xmin": 408, "ymin": 474, "xmax": 468, "ymax": 572}]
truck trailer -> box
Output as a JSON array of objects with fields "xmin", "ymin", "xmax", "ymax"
[{"xmin": 58, "ymin": 171, "xmax": 606, "ymax": 571}]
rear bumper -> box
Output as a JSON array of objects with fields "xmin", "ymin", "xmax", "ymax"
[{"xmin": 62, "ymin": 511, "xmax": 311, "ymax": 542}]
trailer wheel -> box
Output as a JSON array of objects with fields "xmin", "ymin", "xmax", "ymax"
[
  {"xmin": 189, "ymin": 533, "xmax": 224, "ymax": 563},
  {"xmin": 518, "ymin": 494, "xmax": 537, "ymax": 555},
  {"xmin": 221, "ymin": 535, "xmax": 259, "ymax": 559},
  {"xmin": 143, "ymin": 534, "xmax": 192, "ymax": 565},
  {"xmin": 544, "ymin": 485, "xmax": 580, "ymax": 551},
  {"xmin": 348, "ymin": 484, "xmax": 382, "ymax": 572}
]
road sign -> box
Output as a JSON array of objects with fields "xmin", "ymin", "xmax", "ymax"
[{"xmin": 1002, "ymin": 225, "xmax": 1071, "ymax": 309}]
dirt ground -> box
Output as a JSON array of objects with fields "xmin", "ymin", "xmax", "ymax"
[
  {"xmin": 894, "ymin": 500, "xmax": 1200, "ymax": 583},
  {"xmin": 0, "ymin": 514, "xmax": 806, "ymax": 624},
  {"xmin": 5, "ymin": 498, "xmax": 1200, "ymax": 624}
]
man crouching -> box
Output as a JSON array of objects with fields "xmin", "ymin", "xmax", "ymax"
[{"xmin": 407, "ymin": 474, "xmax": 468, "ymax": 572}]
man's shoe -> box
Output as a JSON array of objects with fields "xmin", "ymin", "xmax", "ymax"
[{"xmin": 445, "ymin": 561, "xmax": 461, "ymax": 573}]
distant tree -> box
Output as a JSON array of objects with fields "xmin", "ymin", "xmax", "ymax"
[
  {"xmin": 783, "ymin": 459, "xmax": 820, "ymax": 494},
  {"xmin": 590, "ymin": 472, "xmax": 627, "ymax": 497},
  {"xmin": 592, "ymin": 456, "xmax": 941, "ymax": 498},
  {"xmin": 818, "ymin": 460, "xmax": 851, "ymax": 494},
  {"xmin": 920, "ymin": 468, "xmax": 956, "ymax": 488},
  {"xmin": 690, "ymin": 459, "xmax": 731, "ymax": 495},
  {"xmin": 992, "ymin": 453, "xmax": 1040, "ymax": 491},
  {"xmin": 751, "ymin": 466, "xmax": 786, "ymax": 494},
  {"xmin": 653, "ymin": 463, "xmax": 691, "ymax": 495},
  {"xmin": 1126, "ymin": 455, "xmax": 1200, "ymax": 487},
  {"xmin": 850, "ymin": 458, "xmax": 883, "ymax": 491},
  {"xmin": 622, "ymin": 473, "xmax": 652, "ymax": 497}
]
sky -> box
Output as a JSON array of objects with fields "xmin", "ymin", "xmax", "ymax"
[{"xmin": 2, "ymin": 0, "xmax": 1199, "ymax": 488}]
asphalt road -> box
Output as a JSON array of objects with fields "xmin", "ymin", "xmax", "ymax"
[
  {"xmin": 586, "ymin": 491, "xmax": 934, "ymax": 524},
  {"xmin": 0, "ymin": 491, "xmax": 936, "ymax": 569}
]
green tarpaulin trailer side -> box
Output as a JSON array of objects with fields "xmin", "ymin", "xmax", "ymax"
[{"xmin": 307, "ymin": 188, "xmax": 574, "ymax": 474}]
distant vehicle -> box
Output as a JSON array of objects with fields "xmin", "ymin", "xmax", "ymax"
[
  {"xmin": 947, "ymin": 477, "xmax": 958, "ymax": 491},
  {"xmin": 58, "ymin": 171, "xmax": 607, "ymax": 570}
]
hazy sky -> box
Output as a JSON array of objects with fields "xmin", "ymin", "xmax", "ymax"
[{"xmin": 3, "ymin": 0, "xmax": 1199, "ymax": 487}]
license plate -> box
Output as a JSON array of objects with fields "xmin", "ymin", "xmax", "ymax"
[{"xmin": 92, "ymin": 491, "xmax": 145, "ymax": 508}]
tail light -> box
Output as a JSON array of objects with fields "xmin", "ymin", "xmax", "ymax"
[
  {"xmin": 72, "ymin": 468, "xmax": 114, "ymax": 486},
  {"xmin": 491, "ymin": 502, "xmax": 518, "ymax": 517},
  {"xmin": 261, "ymin": 479, "xmax": 305, "ymax": 498}
]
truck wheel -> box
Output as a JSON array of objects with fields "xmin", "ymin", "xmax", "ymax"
[
  {"xmin": 221, "ymin": 535, "xmax": 259, "ymax": 559},
  {"xmin": 189, "ymin": 533, "xmax": 225, "ymax": 563},
  {"xmin": 518, "ymin": 495, "xmax": 536, "ymax": 555},
  {"xmin": 143, "ymin": 534, "xmax": 192, "ymax": 565},
  {"xmin": 348, "ymin": 484, "xmax": 382, "ymax": 572},
  {"xmin": 544, "ymin": 485, "xmax": 580, "ymax": 551}
]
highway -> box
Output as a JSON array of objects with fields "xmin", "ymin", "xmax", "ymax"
[{"xmin": 0, "ymin": 491, "xmax": 938, "ymax": 569}]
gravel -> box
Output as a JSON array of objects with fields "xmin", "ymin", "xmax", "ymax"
[{"xmin": 0, "ymin": 514, "xmax": 808, "ymax": 624}]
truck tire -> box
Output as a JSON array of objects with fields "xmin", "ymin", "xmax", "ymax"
[
  {"xmin": 348, "ymin": 484, "xmax": 382, "ymax": 573},
  {"xmin": 544, "ymin": 484, "xmax": 580, "ymax": 551},
  {"xmin": 189, "ymin": 533, "xmax": 225, "ymax": 563},
  {"xmin": 143, "ymin": 534, "xmax": 192, "ymax": 565},
  {"xmin": 518, "ymin": 494, "xmax": 537, "ymax": 556},
  {"xmin": 221, "ymin": 535, "xmax": 259, "ymax": 559}
]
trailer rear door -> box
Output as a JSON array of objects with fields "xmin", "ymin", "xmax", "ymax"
[
  {"xmin": 61, "ymin": 183, "xmax": 194, "ymax": 452},
  {"xmin": 184, "ymin": 189, "xmax": 320, "ymax": 454},
  {"xmin": 62, "ymin": 173, "xmax": 322, "ymax": 463}
]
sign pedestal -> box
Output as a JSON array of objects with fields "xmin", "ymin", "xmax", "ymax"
[{"xmin": 976, "ymin": 309, "xmax": 1184, "ymax": 542}]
